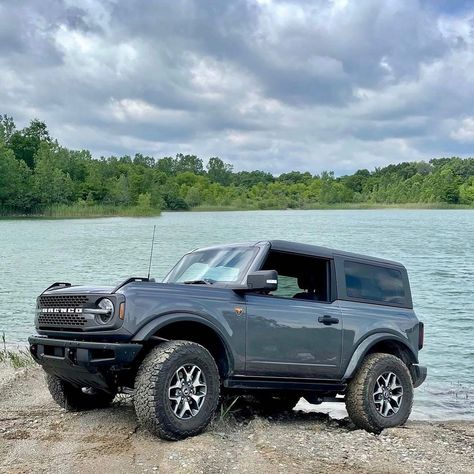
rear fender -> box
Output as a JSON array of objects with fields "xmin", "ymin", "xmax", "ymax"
[{"xmin": 342, "ymin": 333, "xmax": 418, "ymax": 381}]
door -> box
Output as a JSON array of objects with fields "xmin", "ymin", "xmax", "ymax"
[
  {"xmin": 244, "ymin": 251, "xmax": 343, "ymax": 379},
  {"xmin": 245, "ymin": 295, "xmax": 342, "ymax": 378}
]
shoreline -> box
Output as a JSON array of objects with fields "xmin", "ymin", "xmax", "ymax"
[
  {"xmin": 1, "ymin": 365, "xmax": 473, "ymax": 473},
  {"xmin": 1, "ymin": 202, "xmax": 473, "ymax": 219}
]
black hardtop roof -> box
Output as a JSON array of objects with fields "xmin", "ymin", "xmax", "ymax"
[
  {"xmin": 267, "ymin": 240, "xmax": 404, "ymax": 267},
  {"xmin": 192, "ymin": 240, "xmax": 405, "ymax": 268}
]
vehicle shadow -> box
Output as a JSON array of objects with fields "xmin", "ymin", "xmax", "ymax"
[
  {"xmin": 109, "ymin": 393, "xmax": 356, "ymax": 437},
  {"xmin": 211, "ymin": 395, "xmax": 356, "ymax": 432}
]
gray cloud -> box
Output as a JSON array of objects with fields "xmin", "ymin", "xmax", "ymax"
[{"xmin": 1, "ymin": 0, "xmax": 474, "ymax": 174}]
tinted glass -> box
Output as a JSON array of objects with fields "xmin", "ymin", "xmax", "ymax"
[
  {"xmin": 165, "ymin": 247, "xmax": 257, "ymax": 284},
  {"xmin": 344, "ymin": 261, "xmax": 406, "ymax": 304}
]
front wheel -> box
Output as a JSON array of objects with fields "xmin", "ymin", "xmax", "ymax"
[
  {"xmin": 46, "ymin": 374, "xmax": 116, "ymax": 411},
  {"xmin": 345, "ymin": 353, "xmax": 414, "ymax": 433},
  {"xmin": 134, "ymin": 341, "xmax": 220, "ymax": 440}
]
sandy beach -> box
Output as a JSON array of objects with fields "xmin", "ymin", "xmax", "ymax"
[{"xmin": 0, "ymin": 364, "xmax": 473, "ymax": 474}]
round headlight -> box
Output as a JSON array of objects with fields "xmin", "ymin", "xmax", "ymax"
[{"xmin": 97, "ymin": 298, "xmax": 114, "ymax": 324}]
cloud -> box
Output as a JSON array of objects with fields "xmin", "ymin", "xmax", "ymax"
[
  {"xmin": 451, "ymin": 117, "xmax": 474, "ymax": 142},
  {"xmin": 1, "ymin": 0, "xmax": 474, "ymax": 174}
]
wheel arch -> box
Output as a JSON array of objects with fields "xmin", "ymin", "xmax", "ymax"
[
  {"xmin": 343, "ymin": 333, "xmax": 418, "ymax": 382},
  {"xmin": 132, "ymin": 313, "xmax": 234, "ymax": 379}
]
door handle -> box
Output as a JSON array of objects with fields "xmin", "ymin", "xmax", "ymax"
[{"xmin": 318, "ymin": 315, "xmax": 339, "ymax": 325}]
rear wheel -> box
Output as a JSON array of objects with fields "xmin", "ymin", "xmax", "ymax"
[
  {"xmin": 345, "ymin": 353, "xmax": 413, "ymax": 433},
  {"xmin": 46, "ymin": 374, "xmax": 116, "ymax": 411},
  {"xmin": 134, "ymin": 340, "xmax": 220, "ymax": 440}
]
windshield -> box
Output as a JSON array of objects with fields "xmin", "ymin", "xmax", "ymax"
[{"xmin": 165, "ymin": 246, "xmax": 257, "ymax": 284}]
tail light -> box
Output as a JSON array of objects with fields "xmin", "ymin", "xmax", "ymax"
[{"xmin": 418, "ymin": 322, "xmax": 424, "ymax": 350}]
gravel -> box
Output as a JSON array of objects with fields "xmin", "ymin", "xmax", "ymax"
[{"xmin": 1, "ymin": 365, "xmax": 473, "ymax": 473}]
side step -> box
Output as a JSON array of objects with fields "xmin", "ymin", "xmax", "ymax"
[{"xmin": 223, "ymin": 376, "xmax": 346, "ymax": 393}]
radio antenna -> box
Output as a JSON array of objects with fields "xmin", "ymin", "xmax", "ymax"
[{"xmin": 147, "ymin": 225, "xmax": 156, "ymax": 280}]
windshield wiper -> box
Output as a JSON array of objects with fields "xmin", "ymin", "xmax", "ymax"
[{"xmin": 183, "ymin": 279, "xmax": 215, "ymax": 285}]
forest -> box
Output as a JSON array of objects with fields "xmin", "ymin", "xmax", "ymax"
[{"xmin": 1, "ymin": 115, "xmax": 474, "ymax": 217}]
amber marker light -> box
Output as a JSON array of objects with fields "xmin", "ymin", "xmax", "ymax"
[{"xmin": 119, "ymin": 302, "xmax": 126, "ymax": 320}]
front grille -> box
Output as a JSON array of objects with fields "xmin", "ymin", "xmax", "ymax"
[
  {"xmin": 38, "ymin": 294, "xmax": 90, "ymax": 330},
  {"xmin": 38, "ymin": 313, "xmax": 87, "ymax": 327},
  {"xmin": 39, "ymin": 295, "xmax": 88, "ymax": 308}
]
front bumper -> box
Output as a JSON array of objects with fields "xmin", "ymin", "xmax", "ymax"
[
  {"xmin": 412, "ymin": 364, "xmax": 427, "ymax": 388},
  {"xmin": 29, "ymin": 335, "xmax": 142, "ymax": 391}
]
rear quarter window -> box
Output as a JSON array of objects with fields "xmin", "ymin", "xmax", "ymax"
[{"xmin": 344, "ymin": 261, "xmax": 406, "ymax": 305}]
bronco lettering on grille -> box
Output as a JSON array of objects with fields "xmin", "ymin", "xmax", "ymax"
[{"xmin": 41, "ymin": 308, "xmax": 83, "ymax": 313}]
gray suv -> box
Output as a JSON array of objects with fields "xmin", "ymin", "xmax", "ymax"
[{"xmin": 29, "ymin": 240, "xmax": 426, "ymax": 440}]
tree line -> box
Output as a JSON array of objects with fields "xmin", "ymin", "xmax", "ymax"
[{"xmin": 1, "ymin": 115, "xmax": 473, "ymax": 216}]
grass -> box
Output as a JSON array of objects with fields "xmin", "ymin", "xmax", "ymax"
[
  {"xmin": 191, "ymin": 205, "xmax": 260, "ymax": 212},
  {"xmin": 218, "ymin": 396, "xmax": 241, "ymax": 422},
  {"xmin": 301, "ymin": 202, "xmax": 474, "ymax": 210},
  {"xmin": 210, "ymin": 396, "xmax": 242, "ymax": 432},
  {"xmin": 43, "ymin": 203, "xmax": 161, "ymax": 218},
  {"xmin": 192, "ymin": 202, "xmax": 474, "ymax": 212},
  {"xmin": 0, "ymin": 203, "xmax": 162, "ymax": 219},
  {"xmin": 1, "ymin": 201, "xmax": 472, "ymax": 219},
  {"xmin": 1, "ymin": 332, "xmax": 34, "ymax": 369}
]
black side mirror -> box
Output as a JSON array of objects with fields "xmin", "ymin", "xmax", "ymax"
[{"xmin": 246, "ymin": 270, "xmax": 278, "ymax": 292}]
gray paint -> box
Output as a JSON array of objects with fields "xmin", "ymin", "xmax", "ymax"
[
  {"xmin": 35, "ymin": 239, "xmax": 423, "ymax": 383},
  {"xmin": 244, "ymin": 293, "xmax": 343, "ymax": 378}
]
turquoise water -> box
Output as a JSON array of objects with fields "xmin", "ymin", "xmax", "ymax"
[{"xmin": 0, "ymin": 210, "xmax": 473, "ymax": 420}]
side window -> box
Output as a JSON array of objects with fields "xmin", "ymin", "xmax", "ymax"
[
  {"xmin": 344, "ymin": 261, "xmax": 406, "ymax": 305},
  {"xmin": 271, "ymin": 275, "xmax": 300, "ymax": 298},
  {"xmin": 261, "ymin": 251, "xmax": 330, "ymax": 302}
]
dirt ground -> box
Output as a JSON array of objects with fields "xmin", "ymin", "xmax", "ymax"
[{"xmin": 1, "ymin": 365, "xmax": 473, "ymax": 474}]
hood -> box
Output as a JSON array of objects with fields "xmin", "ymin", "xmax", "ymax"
[{"xmin": 43, "ymin": 285, "xmax": 115, "ymax": 295}]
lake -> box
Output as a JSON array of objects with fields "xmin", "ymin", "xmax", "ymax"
[{"xmin": 0, "ymin": 210, "xmax": 472, "ymax": 420}]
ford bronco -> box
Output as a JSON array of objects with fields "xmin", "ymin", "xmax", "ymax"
[{"xmin": 29, "ymin": 240, "xmax": 426, "ymax": 440}]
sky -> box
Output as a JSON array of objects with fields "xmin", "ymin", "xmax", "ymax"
[{"xmin": 1, "ymin": 0, "xmax": 474, "ymax": 175}]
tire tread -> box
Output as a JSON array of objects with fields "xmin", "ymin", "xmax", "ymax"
[
  {"xmin": 46, "ymin": 374, "xmax": 115, "ymax": 411},
  {"xmin": 345, "ymin": 353, "xmax": 413, "ymax": 433},
  {"xmin": 134, "ymin": 340, "xmax": 220, "ymax": 440}
]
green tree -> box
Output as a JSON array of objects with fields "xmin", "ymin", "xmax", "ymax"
[
  {"xmin": 185, "ymin": 187, "xmax": 203, "ymax": 207},
  {"xmin": 278, "ymin": 171, "xmax": 312, "ymax": 185},
  {"xmin": 175, "ymin": 154, "xmax": 204, "ymax": 174},
  {"xmin": 33, "ymin": 144, "xmax": 74, "ymax": 207},
  {"xmin": 108, "ymin": 174, "xmax": 131, "ymax": 205},
  {"xmin": 206, "ymin": 157, "xmax": 233, "ymax": 185},
  {"xmin": 459, "ymin": 178, "xmax": 474, "ymax": 204},
  {"xmin": 9, "ymin": 119, "xmax": 51, "ymax": 168},
  {"xmin": 136, "ymin": 192, "xmax": 152, "ymax": 212},
  {"xmin": 0, "ymin": 136, "xmax": 32, "ymax": 212},
  {"xmin": 0, "ymin": 114, "xmax": 16, "ymax": 143},
  {"xmin": 233, "ymin": 170, "xmax": 274, "ymax": 187},
  {"xmin": 2, "ymin": 114, "xmax": 474, "ymax": 215},
  {"xmin": 155, "ymin": 156, "xmax": 175, "ymax": 175}
]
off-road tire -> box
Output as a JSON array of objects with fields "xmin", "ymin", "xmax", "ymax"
[
  {"xmin": 255, "ymin": 393, "xmax": 301, "ymax": 412},
  {"xmin": 345, "ymin": 353, "xmax": 413, "ymax": 433},
  {"xmin": 46, "ymin": 374, "xmax": 116, "ymax": 411},
  {"xmin": 134, "ymin": 340, "xmax": 220, "ymax": 440}
]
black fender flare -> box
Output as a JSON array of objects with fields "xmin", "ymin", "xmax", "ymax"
[
  {"xmin": 342, "ymin": 332, "xmax": 418, "ymax": 381},
  {"xmin": 131, "ymin": 311, "xmax": 235, "ymax": 369}
]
